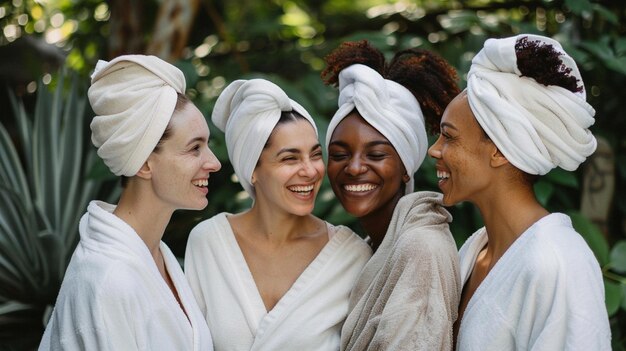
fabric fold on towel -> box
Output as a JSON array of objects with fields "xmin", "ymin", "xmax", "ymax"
[
  {"xmin": 89, "ymin": 55, "xmax": 186, "ymax": 177},
  {"xmin": 341, "ymin": 191, "xmax": 461, "ymax": 350},
  {"xmin": 39, "ymin": 201, "xmax": 213, "ymax": 351},
  {"xmin": 325, "ymin": 64, "xmax": 428, "ymax": 194},
  {"xmin": 466, "ymin": 34, "xmax": 596, "ymax": 175},
  {"xmin": 185, "ymin": 214, "xmax": 372, "ymax": 351},
  {"xmin": 211, "ymin": 79, "xmax": 317, "ymax": 199}
]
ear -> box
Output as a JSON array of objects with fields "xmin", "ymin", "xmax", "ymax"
[
  {"xmin": 135, "ymin": 161, "xmax": 153, "ymax": 180},
  {"xmin": 489, "ymin": 144, "xmax": 509, "ymax": 168},
  {"xmin": 402, "ymin": 173, "xmax": 410, "ymax": 183},
  {"xmin": 251, "ymin": 171, "xmax": 256, "ymax": 185}
]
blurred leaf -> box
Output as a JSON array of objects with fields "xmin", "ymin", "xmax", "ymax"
[
  {"xmin": 543, "ymin": 168, "xmax": 578, "ymax": 188},
  {"xmin": 622, "ymin": 284, "xmax": 626, "ymax": 311},
  {"xmin": 568, "ymin": 211, "xmax": 609, "ymax": 266},
  {"xmin": 592, "ymin": 4, "xmax": 619, "ymax": 26},
  {"xmin": 610, "ymin": 241, "xmax": 626, "ymax": 274},
  {"xmin": 533, "ymin": 180, "xmax": 554, "ymax": 207},
  {"xmin": 565, "ymin": 0, "xmax": 593, "ymax": 15},
  {"xmin": 604, "ymin": 279, "xmax": 622, "ymax": 317}
]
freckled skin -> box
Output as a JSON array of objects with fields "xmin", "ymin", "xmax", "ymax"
[{"xmin": 428, "ymin": 92, "xmax": 494, "ymax": 207}]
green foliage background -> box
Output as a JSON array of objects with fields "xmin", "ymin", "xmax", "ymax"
[{"xmin": 1, "ymin": 0, "xmax": 625, "ymax": 349}]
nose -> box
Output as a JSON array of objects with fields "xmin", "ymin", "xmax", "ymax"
[
  {"xmin": 345, "ymin": 156, "xmax": 367, "ymax": 176},
  {"xmin": 428, "ymin": 136, "xmax": 442, "ymax": 159},
  {"xmin": 299, "ymin": 158, "xmax": 321, "ymax": 178},
  {"xmin": 203, "ymin": 147, "xmax": 222, "ymax": 172}
]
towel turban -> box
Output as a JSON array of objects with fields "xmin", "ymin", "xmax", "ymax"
[
  {"xmin": 325, "ymin": 64, "xmax": 428, "ymax": 194},
  {"xmin": 212, "ymin": 79, "xmax": 317, "ymax": 200},
  {"xmin": 467, "ymin": 34, "xmax": 596, "ymax": 175},
  {"xmin": 89, "ymin": 55, "xmax": 186, "ymax": 177}
]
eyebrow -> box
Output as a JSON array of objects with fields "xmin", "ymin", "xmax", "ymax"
[
  {"xmin": 329, "ymin": 140, "xmax": 393, "ymax": 148},
  {"xmin": 440, "ymin": 122, "xmax": 458, "ymax": 131},
  {"xmin": 276, "ymin": 143, "xmax": 321, "ymax": 157},
  {"xmin": 186, "ymin": 136, "xmax": 207, "ymax": 146}
]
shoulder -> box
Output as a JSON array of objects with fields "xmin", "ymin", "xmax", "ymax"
[
  {"xmin": 525, "ymin": 213, "xmax": 601, "ymax": 275},
  {"xmin": 58, "ymin": 255, "xmax": 146, "ymax": 309},
  {"xmin": 397, "ymin": 191, "xmax": 452, "ymax": 228},
  {"xmin": 188, "ymin": 212, "xmax": 230, "ymax": 244},
  {"xmin": 327, "ymin": 223, "xmax": 373, "ymax": 257}
]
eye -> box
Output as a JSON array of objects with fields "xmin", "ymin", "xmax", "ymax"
[
  {"xmin": 328, "ymin": 152, "xmax": 348, "ymax": 161},
  {"xmin": 311, "ymin": 150, "xmax": 323, "ymax": 159},
  {"xmin": 368, "ymin": 152, "xmax": 387, "ymax": 160}
]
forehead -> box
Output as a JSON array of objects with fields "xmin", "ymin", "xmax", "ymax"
[
  {"xmin": 266, "ymin": 118, "xmax": 318, "ymax": 148},
  {"xmin": 168, "ymin": 103, "xmax": 209, "ymax": 139},
  {"xmin": 330, "ymin": 112, "xmax": 388, "ymax": 143},
  {"xmin": 441, "ymin": 92, "xmax": 481, "ymax": 131}
]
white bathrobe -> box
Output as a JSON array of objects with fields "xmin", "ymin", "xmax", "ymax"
[
  {"xmin": 457, "ymin": 213, "xmax": 611, "ymax": 351},
  {"xmin": 39, "ymin": 201, "xmax": 213, "ymax": 351},
  {"xmin": 185, "ymin": 213, "xmax": 372, "ymax": 351}
]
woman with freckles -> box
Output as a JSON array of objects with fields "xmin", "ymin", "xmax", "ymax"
[
  {"xmin": 185, "ymin": 79, "xmax": 371, "ymax": 351},
  {"xmin": 428, "ymin": 34, "xmax": 611, "ymax": 350},
  {"xmin": 40, "ymin": 55, "xmax": 220, "ymax": 350},
  {"xmin": 322, "ymin": 40, "xmax": 461, "ymax": 350}
]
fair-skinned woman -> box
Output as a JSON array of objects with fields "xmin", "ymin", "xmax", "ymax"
[
  {"xmin": 185, "ymin": 79, "xmax": 371, "ymax": 351},
  {"xmin": 39, "ymin": 55, "xmax": 220, "ymax": 351},
  {"xmin": 322, "ymin": 40, "xmax": 461, "ymax": 350},
  {"xmin": 428, "ymin": 34, "xmax": 611, "ymax": 350}
]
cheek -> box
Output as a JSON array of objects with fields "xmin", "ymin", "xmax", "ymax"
[
  {"xmin": 326, "ymin": 161, "xmax": 342, "ymax": 178},
  {"xmin": 313, "ymin": 160, "xmax": 325, "ymax": 176}
]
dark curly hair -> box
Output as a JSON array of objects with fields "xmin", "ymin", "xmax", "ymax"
[
  {"xmin": 321, "ymin": 40, "xmax": 460, "ymax": 134},
  {"xmin": 515, "ymin": 36, "xmax": 583, "ymax": 94}
]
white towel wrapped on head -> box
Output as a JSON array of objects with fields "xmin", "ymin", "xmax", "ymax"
[
  {"xmin": 467, "ymin": 34, "xmax": 597, "ymax": 175},
  {"xmin": 325, "ymin": 64, "xmax": 428, "ymax": 194},
  {"xmin": 211, "ymin": 79, "xmax": 317, "ymax": 200},
  {"xmin": 89, "ymin": 55, "xmax": 186, "ymax": 177}
]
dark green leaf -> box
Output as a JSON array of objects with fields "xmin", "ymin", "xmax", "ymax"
[
  {"xmin": 604, "ymin": 279, "xmax": 622, "ymax": 317},
  {"xmin": 533, "ymin": 181, "xmax": 554, "ymax": 207},
  {"xmin": 610, "ymin": 241, "xmax": 626, "ymax": 273},
  {"xmin": 568, "ymin": 211, "xmax": 609, "ymax": 265}
]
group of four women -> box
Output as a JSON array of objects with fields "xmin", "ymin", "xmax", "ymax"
[{"xmin": 39, "ymin": 33, "xmax": 611, "ymax": 350}]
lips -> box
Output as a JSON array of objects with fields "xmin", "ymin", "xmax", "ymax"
[
  {"xmin": 287, "ymin": 184, "xmax": 314, "ymax": 194},
  {"xmin": 343, "ymin": 183, "xmax": 378, "ymax": 192},
  {"xmin": 192, "ymin": 178, "xmax": 209, "ymax": 187},
  {"xmin": 436, "ymin": 170, "xmax": 450, "ymax": 180}
]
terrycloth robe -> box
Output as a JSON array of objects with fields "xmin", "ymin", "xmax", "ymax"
[
  {"xmin": 185, "ymin": 213, "xmax": 372, "ymax": 351},
  {"xmin": 341, "ymin": 191, "xmax": 461, "ymax": 351},
  {"xmin": 457, "ymin": 213, "xmax": 611, "ymax": 350},
  {"xmin": 39, "ymin": 201, "xmax": 213, "ymax": 351}
]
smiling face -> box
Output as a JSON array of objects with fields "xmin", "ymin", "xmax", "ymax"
[
  {"xmin": 427, "ymin": 91, "xmax": 495, "ymax": 206},
  {"xmin": 146, "ymin": 102, "xmax": 221, "ymax": 211},
  {"xmin": 326, "ymin": 112, "xmax": 406, "ymax": 222},
  {"xmin": 252, "ymin": 118, "xmax": 324, "ymax": 217}
]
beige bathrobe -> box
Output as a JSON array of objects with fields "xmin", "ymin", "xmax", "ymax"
[{"xmin": 341, "ymin": 191, "xmax": 461, "ymax": 351}]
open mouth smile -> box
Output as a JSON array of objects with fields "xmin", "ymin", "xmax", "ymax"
[{"xmin": 343, "ymin": 183, "xmax": 378, "ymax": 192}]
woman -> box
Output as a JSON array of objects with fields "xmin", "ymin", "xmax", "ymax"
[
  {"xmin": 428, "ymin": 34, "xmax": 611, "ymax": 350},
  {"xmin": 185, "ymin": 79, "xmax": 372, "ymax": 351},
  {"xmin": 322, "ymin": 40, "xmax": 461, "ymax": 350},
  {"xmin": 39, "ymin": 55, "xmax": 220, "ymax": 350}
]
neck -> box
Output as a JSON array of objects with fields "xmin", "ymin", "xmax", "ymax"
[
  {"xmin": 113, "ymin": 184, "xmax": 174, "ymax": 259},
  {"xmin": 242, "ymin": 201, "xmax": 321, "ymax": 244},
  {"xmin": 474, "ymin": 181, "xmax": 549, "ymax": 261},
  {"xmin": 358, "ymin": 190, "xmax": 403, "ymax": 251}
]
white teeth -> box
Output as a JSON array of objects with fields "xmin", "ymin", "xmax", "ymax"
[
  {"xmin": 436, "ymin": 170, "xmax": 450, "ymax": 179},
  {"xmin": 288, "ymin": 185, "xmax": 314, "ymax": 193},
  {"xmin": 192, "ymin": 179, "xmax": 208, "ymax": 187},
  {"xmin": 344, "ymin": 184, "xmax": 377, "ymax": 192}
]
